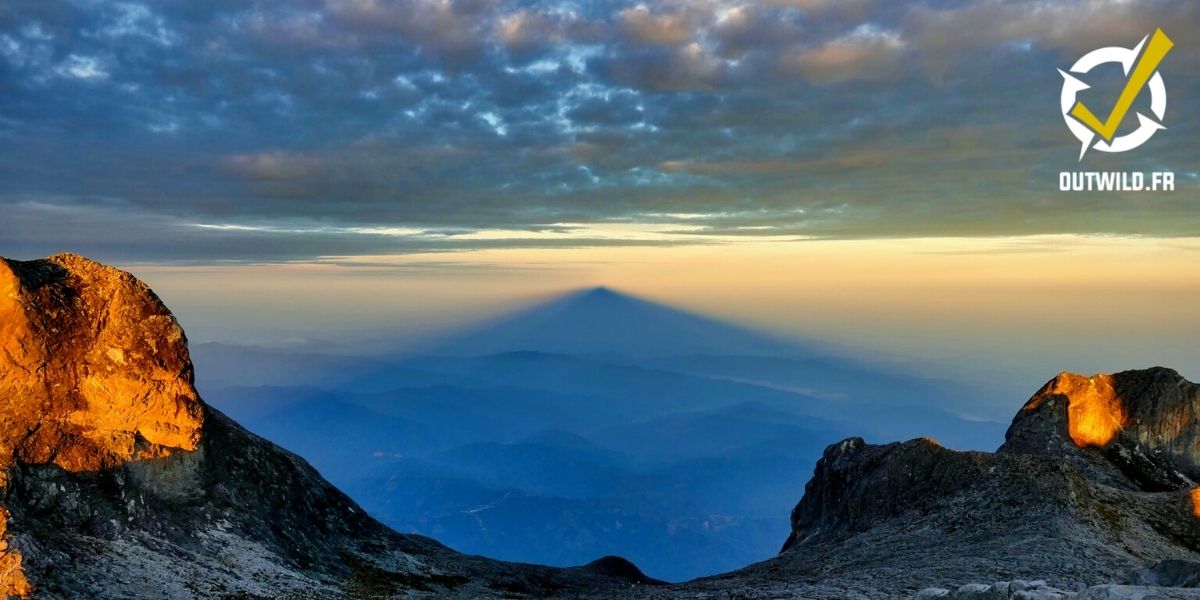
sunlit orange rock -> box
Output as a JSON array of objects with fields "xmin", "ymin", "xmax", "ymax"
[
  {"xmin": 1051, "ymin": 373, "xmax": 1126, "ymax": 448},
  {"xmin": 0, "ymin": 254, "xmax": 205, "ymax": 596},
  {"xmin": 1003, "ymin": 367, "xmax": 1200, "ymax": 494},
  {"xmin": 1011, "ymin": 372, "xmax": 1126, "ymax": 448},
  {"xmin": 1191, "ymin": 488, "xmax": 1200, "ymax": 519},
  {"xmin": 0, "ymin": 509, "xmax": 31, "ymax": 598}
]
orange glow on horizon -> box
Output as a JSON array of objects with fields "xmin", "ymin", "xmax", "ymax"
[{"xmin": 125, "ymin": 234, "xmax": 1200, "ymax": 391}]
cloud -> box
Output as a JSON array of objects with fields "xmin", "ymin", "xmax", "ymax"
[
  {"xmin": 779, "ymin": 24, "xmax": 907, "ymax": 83},
  {"xmin": 616, "ymin": 4, "xmax": 693, "ymax": 46},
  {"xmin": 905, "ymin": 0, "xmax": 1200, "ymax": 80},
  {"xmin": 599, "ymin": 41, "xmax": 726, "ymax": 91},
  {"xmin": 54, "ymin": 54, "xmax": 109, "ymax": 80},
  {"xmin": 221, "ymin": 151, "xmax": 323, "ymax": 181},
  {"xmin": 93, "ymin": 3, "xmax": 179, "ymax": 47},
  {"xmin": 494, "ymin": 8, "xmax": 602, "ymax": 59},
  {"xmin": 0, "ymin": 0, "xmax": 1197, "ymax": 264},
  {"xmin": 495, "ymin": 9, "xmax": 558, "ymax": 51},
  {"xmin": 323, "ymin": 0, "xmax": 489, "ymax": 62}
]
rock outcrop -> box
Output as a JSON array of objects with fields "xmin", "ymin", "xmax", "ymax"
[
  {"xmin": 0, "ymin": 254, "xmax": 207, "ymax": 597},
  {"xmin": 0, "ymin": 255, "xmax": 205, "ymax": 473},
  {"xmin": 571, "ymin": 368, "xmax": 1200, "ymax": 599},
  {"xmin": 918, "ymin": 579, "xmax": 1200, "ymax": 599},
  {"xmin": 0, "ymin": 255, "xmax": 655, "ymax": 599},
  {"xmin": 1002, "ymin": 369, "xmax": 1200, "ymax": 491},
  {"xmin": 701, "ymin": 368, "xmax": 1200, "ymax": 598}
]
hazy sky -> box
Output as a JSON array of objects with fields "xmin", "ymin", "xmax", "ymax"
[
  {"xmin": 128, "ymin": 234, "xmax": 1200, "ymax": 402},
  {"xmin": 2, "ymin": 0, "xmax": 1197, "ymax": 392}
]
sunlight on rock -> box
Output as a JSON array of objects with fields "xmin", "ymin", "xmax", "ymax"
[
  {"xmin": 1190, "ymin": 488, "xmax": 1200, "ymax": 519},
  {"xmin": 1050, "ymin": 373, "xmax": 1126, "ymax": 448},
  {"xmin": 0, "ymin": 255, "xmax": 204, "ymax": 471},
  {"xmin": 0, "ymin": 255, "xmax": 208, "ymax": 597},
  {"xmin": 0, "ymin": 509, "xmax": 30, "ymax": 598}
]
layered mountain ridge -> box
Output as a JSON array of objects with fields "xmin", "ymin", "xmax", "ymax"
[
  {"xmin": 192, "ymin": 286, "xmax": 1005, "ymax": 581},
  {"xmin": 0, "ymin": 254, "xmax": 657, "ymax": 598}
]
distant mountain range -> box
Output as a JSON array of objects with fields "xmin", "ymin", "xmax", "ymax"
[
  {"xmin": 193, "ymin": 286, "xmax": 1008, "ymax": 580},
  {"xmin": 0, "ymin": 254, "xmax": 659, "ymax": 598}
]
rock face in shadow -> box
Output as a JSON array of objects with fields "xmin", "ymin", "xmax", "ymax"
[
  {"xmin": 0, "ymin": 254, "xmax": 655, "ymax": 599},
  {"xmin": 697, "ymin": 367, "xmax": 1200, "ymax": 599}
]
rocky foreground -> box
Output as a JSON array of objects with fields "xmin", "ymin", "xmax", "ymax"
[
  {"xmin": 656, "ymin": 369, "xmax": 1200, "ymax": 599},
  {"xmin": 2, "ymin": 253, "xmax": 1200, "ymax": 599},
  {"xmin": 0, "ymin": 254, "xmax": 658, "ymax": 598}
]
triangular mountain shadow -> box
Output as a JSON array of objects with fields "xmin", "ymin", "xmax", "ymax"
[{"xmin": 420, "ymin": 286, "xmax": 816, "ymax": 359}]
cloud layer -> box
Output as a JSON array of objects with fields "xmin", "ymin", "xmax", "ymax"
[{"xmin": 1, "ymin": 0, "xmax": 1197, "ymax": 263}]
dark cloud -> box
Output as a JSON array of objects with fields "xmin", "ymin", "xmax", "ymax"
[{"xmin": 0, "ymin": 0, "xmax": 1197, "ymax": 263}]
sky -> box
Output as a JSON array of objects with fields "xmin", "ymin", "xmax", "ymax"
[
  {"xmin": 130, "ymin": 235, "xmax": 1200, "ymax": 393},
  {"xmin": 1, "ymin": 0, "xmax": 1198, "ymax": 390}
]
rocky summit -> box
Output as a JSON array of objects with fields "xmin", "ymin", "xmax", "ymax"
[
  {"xmin": 3, "ymin": 253, "xmax": 1200, "ymax": 599},
  {"xmin": 0, "ymin": 254, "xmax": 658, "ymax": 599},
  {"xmin": 665, "ymin": 368, "xmax": 1200, "ymax": 599}
]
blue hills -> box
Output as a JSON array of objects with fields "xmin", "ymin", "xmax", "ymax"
[{"xmin": 196, "ymin": 287, "xmax": 1007, "ymax": 581}]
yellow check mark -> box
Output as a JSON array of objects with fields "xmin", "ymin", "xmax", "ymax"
[{"xmin": 1070, "ymin": 28, "xmax": 1174, "ymax": 143}]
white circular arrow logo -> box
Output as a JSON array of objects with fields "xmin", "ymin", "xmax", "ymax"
[{"xmin": 1060, "ymin": 29, "xmax": 1172, "ymax": 161}]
